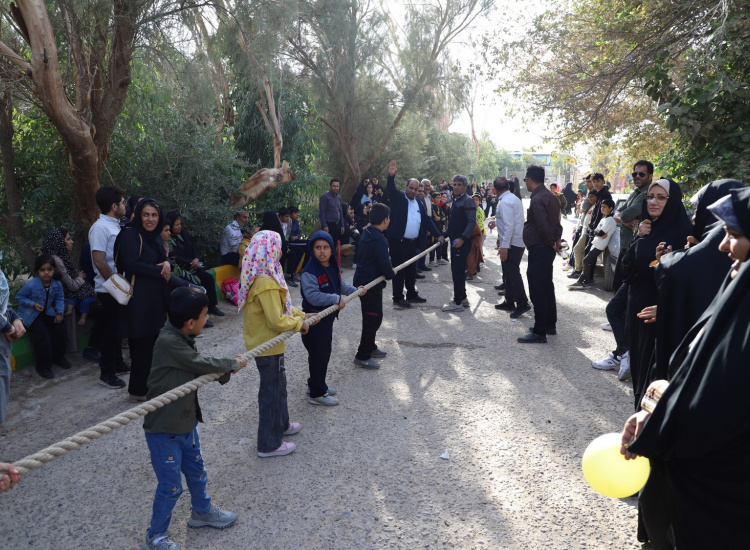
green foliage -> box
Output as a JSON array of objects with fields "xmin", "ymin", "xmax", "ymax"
[{"xmin": 421, "ymin": 125, "xmax": 477, "ymax": 184}]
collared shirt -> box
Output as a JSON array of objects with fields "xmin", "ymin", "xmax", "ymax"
[
  {"xmin": 88, "ymin": 213, "xmax": 121, "ymax": 293},
  {"xmin": 495, "ymin": 191, "xmax": 525, "ymax": 249},
  {"xmin": 522, "ymin": 185, "xmax": 563, "ymax": 248},
  {"xmin": 221, "ymin": 220, "xmax": 243, "ymax": 255},
  {"xmin": 319, "ymin": 190, "xmax": 342, "ymax": 227},
  {"xmin": 403, "ymin": 197, "xmax": 421, "ymax": 239},
  {"xmin": 423, "ymin": 196, "xmax": 432, "ymax": 217}
]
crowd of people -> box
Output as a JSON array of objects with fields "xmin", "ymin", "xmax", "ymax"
[{"xmin": 2, "ymin": 159, "xmax": 749, "ymax": 550}]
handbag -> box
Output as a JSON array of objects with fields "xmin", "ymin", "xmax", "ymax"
[{"xmin": 103, "ymin": 232, "xmax": 142, "ymax": 305}]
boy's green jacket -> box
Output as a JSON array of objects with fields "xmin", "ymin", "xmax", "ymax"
[{"xmin": 143, "ymin": 321, "xmax": 236, "ymax": 434}]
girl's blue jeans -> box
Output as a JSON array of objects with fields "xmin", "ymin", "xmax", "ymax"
[{"xmin": 144, "ymin": 423, "xmax": 211, "ymax": 537}]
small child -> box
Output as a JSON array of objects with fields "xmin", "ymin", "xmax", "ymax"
[
  {"xmin": 570, "ymin": 198, "xmax": 617, "ymax": 290},
  {"xmin": 353, "ymin": 203, "xmax": 396, "ymax": 370},
  {"xmin": 569, "ymin": 190, "xmax": 598, "ymax": 278},
  {"xmin": 15, "ymin": 255, "xmax": 69, "ymax": 379},
  {"xmin": 238, "ymin": 230, "xmax": 309, "ymax": 457},
  {"xmin": 300, "ymin": 231, "xmax": 364, "ymax": 406},
  {"xmin": 142, "ymin": 286, "xmax": 245, "ymax": 550}
]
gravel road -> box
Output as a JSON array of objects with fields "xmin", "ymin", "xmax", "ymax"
[{"xmin": 1, "ymin": 218, "xmax": 645, "ymax": 549}]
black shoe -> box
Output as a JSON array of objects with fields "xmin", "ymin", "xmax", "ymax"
[
  {"xmin": 115, "ymin": 362, "xmax": 131, "ymax": 375},
  {"xmin": 406, "ymin": 295, "xmax": 427, "ymax": 303},
  {"xmin": 517, "ymin": 332, "xmax": 547, "ymax": 344},
  {"xmin": 204, "ymin": 320, "xmax": 214, "ymax": 328},
  {"xmin": 82, "ymin": 347, "xmax": 101, "ymax": 362},
  {"xmin": 529, "ymin": 326, "xmax": 557, "ymax": 335},
  {"xmin": 497, "ymin": 290, "xmax": 506, "ymax": 296},
  {"xmin": 567, "ymin": 270, "xmax": 582, "ymax": 279},
  {"xmin": 393, "ymin": 299, "xmax": 412, "ymax": 308},
  {"xmin": 465, "ymin": 275, "xmax": 473, "ymax": 281},
  {"xmin": 420, "ymin": 265, "xmax": 432, "ymax": 271},
  {"xmin": 415, "ymin": 273, "xmax": 426, "ymax": 279},
  {"xmin": 36, "ymin": 367, "xmax": 55, "ymax": 379},
  {"xmin": 209, "ymin": 306, "xmax": 225, "ymax": 317},
  {"xmin": 55, "ymin": 358, "xmax": 73, "ymax": 370},
  {"xmin": 98, "ymin": 376, "xmax": 126, "ymax": 389},
  {"xmin": 510, "ymin": 303, "xmax": 532, "ymax": 319},
  {"xmin": 495, "ymin": 301, "xmax": 515, "ymax": 311},
  {"xmin": 494, "ymin": 283, "xmax": 505, "ymax": 291}
]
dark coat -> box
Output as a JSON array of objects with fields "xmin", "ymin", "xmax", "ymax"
[
  {"xmin": 384, "ymin": 175, "xmax": 441, "ymax": 241},
  {"xmin": 353, "ymin": 226, "xmax": 393, "ymax": 290}
]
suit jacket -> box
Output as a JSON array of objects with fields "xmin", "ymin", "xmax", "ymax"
[{"xmin": 385, "ymin": 175, "xmax": 440, "ymax": 241}]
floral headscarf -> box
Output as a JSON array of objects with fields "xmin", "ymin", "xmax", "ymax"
[{"xmin": 237, "ymin": 230, "xmax": 292, "ymax": 314}]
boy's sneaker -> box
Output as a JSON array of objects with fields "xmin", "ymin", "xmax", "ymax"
[
  {"xmin": 428, "ymin": 261, "xmax": 438, "ymax": 267},
  {"xmin": 438, "ymin": 259, "xmax": 449, "ymax": 265},
  {"xmin": 601, "ymin": 322, "xmax": 612, "ymax": 331},
  {"xmin": 567, "ymin": 270, "xmax": 582, "ymax": 279},
  {"xmin": 592, "ymin": 352, "xmax": 620, "ymax": 371},
  {"xmin": 98, "ymin": 376, "xmax": 126, "ymax": 389},
  {"xmin": 257, "ymin": 441, "xmax": 296, "ymax": 458},
  {"xmin": 618, "ymin": 351, "xmax": 631, "ymax": 381},
  {"xmin": 306, "ymin": 386, "xmax": 337, "ymax": 395},
  {"xmin": 441, "ymin": 302, "xmax": 464, "ymax": 312},
  {"xmin": 142, "ymin": 531, "xmax": 180, "ymax": 550},
  {"xmin": 308, "ymin": 395, "xmax": 339, "ymax": 406},
  {"xmin": 354, "ymin": 358, "xmax": 381, "ymax": 369},
  {"xmin": 187, "ymin": 503, "xmax": 237, "ymax": 529}
]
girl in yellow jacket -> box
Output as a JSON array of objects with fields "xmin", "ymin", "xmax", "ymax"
[{"xmin": 238, "ymin": 230, "xmax": 309, "ymax": 457}]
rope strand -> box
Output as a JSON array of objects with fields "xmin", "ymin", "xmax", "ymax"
[{"xmin": 3, "ymin": 241, "xmax": 442, "ymax": 478}]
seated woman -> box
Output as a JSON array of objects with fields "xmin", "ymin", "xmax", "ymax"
[
  {"xmin": 41, "ymin": 228, "xmax": 96, "ymax": 326},
  {"xmin": 166, "ymin": 213, "xmax": 224, "ymax": 317}
]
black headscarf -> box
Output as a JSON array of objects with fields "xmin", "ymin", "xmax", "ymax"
[
  {"xmin": 259, "ymin": 211, "xmax": 284, "ymax": 239},
  {"xmin": 132, "ymin": 198, "xmax": 165, "ymax": 241},
  {"xmin": 690, "ymin": 179, "xmax": 744, "ymax": 239},
  {"xmin": 41, "ymin": 228, "xmax": 77, "ymax": 281},
  {"xmin": 628, "ymin": 190, "xmax": 750, "ymax": 547}
]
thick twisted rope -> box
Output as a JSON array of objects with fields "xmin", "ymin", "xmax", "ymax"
[{"xmin": 4, "ymin": 241, "xmax": 442, "ymax": 478}]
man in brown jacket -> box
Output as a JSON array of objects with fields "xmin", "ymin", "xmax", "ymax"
[{"xmin": 519, "ymin": 166, "xmax": 563, "ymax": 343}]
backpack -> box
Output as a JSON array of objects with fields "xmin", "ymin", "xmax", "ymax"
[{"xmin": 221, "ymin": 277, "xmax": 240, "ymax": 306}]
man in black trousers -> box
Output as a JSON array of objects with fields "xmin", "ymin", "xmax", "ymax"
[
  {"xmin": 441, "ymin": 175, "xmax": 477, "ymax": 312},
  {"xmin": 518, "ymin": 165, "xmax": 563, "ymax": 343},
  {"xmin": 385, "ymin": 160, "xmax": 444, "ymax": 308}
]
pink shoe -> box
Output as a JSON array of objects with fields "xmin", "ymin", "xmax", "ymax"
[
  {"xmin": 284, "ymin": 422, "xmax": 302, "ymax": 435},
  {"xmin": 257, "ymin": 441, "xmax": 296, "ymax": 457}
]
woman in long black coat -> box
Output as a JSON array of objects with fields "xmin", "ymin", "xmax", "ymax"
[
  {"xmin": 623, "ymin": 187, "xmax": 750, "ymax": 549},
  {"xmin": 117, "ymin": 199, "xmax": 170, "ymax": 402},
  {"xmin": 621, "ymin": 179, "xmax": 692, "ymax": 410}
]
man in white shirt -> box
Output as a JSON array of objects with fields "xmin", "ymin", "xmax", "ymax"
[
  {"xmin": 488, "ymin": 177, "xmax": 529, "ymax": 315},
  {"xmin": 221, "ymin": 211, "xmax": 249, "ymax": 265},
  {"xmin": 89, "ymin": 186, "xmax": 128, "ymax": 389}
]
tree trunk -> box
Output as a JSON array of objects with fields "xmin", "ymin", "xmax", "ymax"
[{"xmin": 0, "ymin": 92, "xmax": 37, "ymax": 270}]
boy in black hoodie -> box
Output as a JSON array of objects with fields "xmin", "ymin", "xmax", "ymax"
[
  {"xmin": 353, "ymin": 203, "xmax": 395, "ymax": 369},
  {"xmin": 300, "ymin": 230, "xmax": 363, "ymax": 405}
]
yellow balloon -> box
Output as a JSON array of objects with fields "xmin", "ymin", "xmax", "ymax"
[{"xmin": 582, "ymin": 432, "xmax": 650, "ymax": 498}]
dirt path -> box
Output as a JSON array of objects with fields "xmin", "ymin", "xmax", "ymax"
[{"xmin": 1, "ymin": 223, "xmax": 644, "ymax": 549}]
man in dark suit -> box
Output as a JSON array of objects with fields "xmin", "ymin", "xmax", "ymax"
[{"xmin": 385, "ymin": 160, "xmax": 444, "ymax": 308}]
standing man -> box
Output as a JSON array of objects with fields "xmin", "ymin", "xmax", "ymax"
[
  {"xmin": 319, "ymin": 179, "xmax": 345, "ymax": 244},
  {"xmin": 441, "ymin": 175, "xmax": 477, "ymax": 312},
  {"xmin": 385, "ymin": 161, "xmax": 444, "ymax": 308},
  {"xmin": 518, "ymin": 166, "xmax": 562, "ymax": 343},
  {"xmin": 612, "ymin": 161, "xmax": 651, "ymax": 289},
  {"xmin": 488, "ymin": 177, "xmax": 529, "ymax": 317},
  {"xmin": 89, "ymin": 186, "xmax": 129, "ymax": 388}
]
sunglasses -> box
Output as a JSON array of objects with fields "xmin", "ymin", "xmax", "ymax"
[{"xmin": 632, "ymin": 171, "xmax": 647, "ymax": 178}]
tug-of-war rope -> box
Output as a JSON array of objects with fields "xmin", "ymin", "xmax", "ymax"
[{"xmin": 3, "ymin": 242, "xmax": 442, "ymax": 480}]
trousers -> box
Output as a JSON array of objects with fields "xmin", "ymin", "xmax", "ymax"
[
  {"xmin": 356, "ymin": 287, "xmax": 383, "ymax": 360},
  {"xmin": 27, "ymin": 313, "xmax": 67, "ymax": 370},
  {"xmin": 388, "ymin": 238, "xmax": 418, "ymax": 301},
  {"xmin": 527, "ymin": 246, "xmax": 557, "ymax": 335},
  {"xmin": 301, "ymin": 317, "xmax": 334, "ymax": 398},
  {"xmin": 503, "ymin": 245, "xmax": 528, "ymax": 307},
  {"xmin": 449, "ymin": 241, "xmax": 471, "ymax": 304},
  {"xmin": 254, "ymin": 354, "xmax": 290, "ymax": 453}
]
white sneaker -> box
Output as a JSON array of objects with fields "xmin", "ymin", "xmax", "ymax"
[
  {"xmin": 441, "ymin": 302, "xmax": 464, "ymax": 312},
  {"xmin": 438, "ymin": 259, "xmax": 449, "ymax": 265},
  {"xmin": 428, "ymin": 261, "xmax": 438, "ymax": 267},
  {"xmin": 591, "ymin": 352, "xmax": 620, "ymax": 371},
  {"xmin": 562, "ymin": 264, "xmax": 571, "ymax": 271},
  {"xmin": 618, "ymin": 352, "xmax": 631, "ymax": 381},
  {"xmin": 601, "ymin": 322, "xmax": 612, "ymax": 331}
]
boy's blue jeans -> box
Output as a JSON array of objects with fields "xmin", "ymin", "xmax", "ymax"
[{"xmin": 145, "ymin": 423, "xmax": 211, "ymax": 537}]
